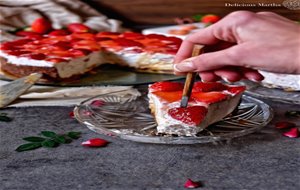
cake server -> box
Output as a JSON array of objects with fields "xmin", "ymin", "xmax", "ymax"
[
  {"xmin": 180, "ymin": 44, "xmax": 204, "ymax": 108},
  {"xmin": 0, "ymin": 73, "xmax": 42, "ymax": 108}
]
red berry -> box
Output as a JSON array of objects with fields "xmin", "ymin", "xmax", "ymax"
[
  {"xmin": 15, "ymin": 31, "xmax": 43, "ymax": 40},
  {"xmin": 192, "ymin": 82, "xmax": 227, "ymax": 92},
  {"xmin": 67, "ymin": 23, "xmax": 90, "ymax": 33},
  {"xmin": 31, "ymin": 17, "xmax": 52, "ymax": 34},
  {"xmin": 275, "ymin": 121, "xmax": 296, "ymax": 129},
  {"xmin": 149, "ymin": 81, "xmax": 184, "ymax": 92},
  {"xmin": 114, "ymin": 38, "xmax": 143, "ymax": 47},
  {"xmin": 69, "ymin": 111, "xmax": 74, "ymax": 118},
  {"xmin": 283, "ymin": 128, "xmax": 299, "ymax": 138},
  {"xmin": 153, "ymin": 91, "xmax": 183, "ymax": 103},
  {"xmin": 81, "ymin": 138, "xmax": 109, "ymax": 147},
  {"xmin": 6, "ymin": 50, "xmax": 30, "ymax": 56},
  {"xmin": 90, "ymin": 100, "xmax": 105, "ymax": 107},
  {"xmin": 46, "ymin": 58, "xmax": 68, "ymax": 63},
  {"xmin": 201, "ymin": 14, "xmax": 221, "ymax": 24},
  {"xmin": 69, "ymin": 48, "xmax": 92, "ymax": 57},
  {"xmin": 168, "ymin": 106, "xmax": 207, "ymax": 125},
  {"xmin": 192, "ymin": 92, "xmax": 228, "ymax": 104},
  {"xmin": 119, "ymin": 32, "xmax": 144, "ymax": 39},
  {"xmin": 48, "ymin": 29, "xmax": 69, "ymax": 36},
  {"xmin": 25, "ymin": 53, "xmax": 46, "ymax": 60},
  {"xmin": 184, "ymin": 179, "xmax": 201, "ymax": 188},
  {"xmin": 226, "ymin": 86, "xmax": 246, "ymax": 95}
]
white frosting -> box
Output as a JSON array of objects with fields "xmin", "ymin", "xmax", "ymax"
[
  {"xmin": 0, "ymin": 50, "xmax": 55, "ymax": 67},
  {"xmin": 259, "ymin": 71, "xmax": 300, "ymax": 91}
]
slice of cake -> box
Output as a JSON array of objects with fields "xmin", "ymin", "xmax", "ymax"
[
  {"xmin": 148, "ymin": 81, "xmax": 246, "ymax": 136},
  {"xmin": 0, "ymin": 32, "xmax": 181, "ymax": 80}
]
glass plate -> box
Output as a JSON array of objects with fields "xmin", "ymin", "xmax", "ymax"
[
  {"xmin": 74, "ymin": 92, "xmax": 273, "ymax": 144},
  {"xmin": 0, "ymin": 64, "xmax": 183, "ymax": 86},
  {"xmin": 237, "ymin": 80, "xmax": 300, "ymax": 105}
]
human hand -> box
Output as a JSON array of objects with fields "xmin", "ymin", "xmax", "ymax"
[{"xmin": 174, "ymin": 11, "xmax": 300, "ymax": 82}]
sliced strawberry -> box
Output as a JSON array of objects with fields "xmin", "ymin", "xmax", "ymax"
[
  {"xmin": 51, "ymin": 41, "xmax": 72, "ymax": 50},
  {"xmin": 152, "ymin": 91, "xmax": 182, "ymax": 103},
  {"xmin": 69, "ymin": 48, "xmax": 92, "ymax": 57},
  {"xmin": 15, "ymin": 31, "xmax": 43, "ymax": 40},
  {"xmin": 45, "ymin": 57, "xmax": 68, "ymax": 63},
  {"xmin": 6, "ymin": 50, "xmax": 30, "ymax": 56},
  {"xmin": 71, "ymin": 32, "xmax": 95, "ymax": 40},
  {"xmin": 9, "ymin": 39, "xmax": 32, "ymax": 46},
  {"xmin": 201, "ymin": 14, "xmax": 221, "ymax": 24},
  {"xmin": 149, "ymin": 81, "xmax": 184, "ymax": 92},
  {"xmin": 67, "ymin": 23, "xmax": 90, "ymax": 33},
  {"xmin": 95, "ymin": 37, "xmax": 112, "ymax": 42},
  {"xmin": 96, "ymin": 31, "xmax": 120, "ymax": 38},
  {"xmin": 114, "ymin": 38, "xmax": 143, "ymax": 47},
  {"xmin": 146, "ymin": 34, "xmax": 168, "ymax": 40},
  {"xmin": 192, "ymin": 92, "xmax": 228, "ymax": 104},
  {"xmin": 72, "ymin": 40, "xmax": 101, "ymax": 51},
  {"xmin": 24, "ymin": 53, "xmax": 46, "ymax": 60},
  {"xmin": 168, "ymin": 106, "xmax": 207, "ymax": 125},
  {"xmin": 50, "ymin": 50, "xmax": 73, "ymax": 57},
  {"xmin": 0, "ymin": 42, "xmax": 15, "ymax": 50},
  {"xmin": 192, "ymin": 82, "xmax": 227, "ymax": 92},
  {"xmin": 31, "ymin": 17, "xmax": 52, "ymax": 34},
  {"xmin": 119, "ymin": 32, "xmax": 144, "ymax": 39},
  {"xmin": 226, "ymin": 86, "xmax": 246, "ymax": 95},
  {"xmin": 165, "ymin": 36, "xmax": 182, "ymax": 45},
  {"xmin": 48, "ymin": 29, "xmax": 69, "ymax": 36}
]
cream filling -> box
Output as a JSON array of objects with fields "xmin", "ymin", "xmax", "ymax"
[{"xmin": 0, "ymin": 48, "xmax": 174, "ymax": 78}]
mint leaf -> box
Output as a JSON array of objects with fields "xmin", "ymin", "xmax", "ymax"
[
  {"xmin": 0, "ymin": 113, "xmax": 12, "ymax": 122},
  {"xmin": 41, "ymin": 140, "xmax": 57, "ymax": 148},
  {"xmin": 67, "ymin": 132, "xmax": 81, "ymax": 139},
  {"xmin": 16, "ymin": 143, "xmax": 42, "ymax": 152},
  {"xmin": 53, "ymin": 135, "xmax": 66, "ymax": 144},
  {"xmin": 41, "ymin": 131, "xmax": 57, "ymax": 138},
  {"xmin": 23, "ymin": 137, "xmax": 46, "ymax": 142}
]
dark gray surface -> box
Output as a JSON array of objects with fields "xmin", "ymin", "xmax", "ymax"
[{"xmin": 0, "ymin": 98, "xmax": 299, "ymax": 190}]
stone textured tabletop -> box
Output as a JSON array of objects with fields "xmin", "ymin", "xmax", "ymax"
[{"xmin": 0, "ymin": 95, "xmax": 299, "ymax": 190}]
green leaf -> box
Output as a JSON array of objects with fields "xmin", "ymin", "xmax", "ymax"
[
  {"xmin": 16, "ymin": 143, "xmax": 42, "ymax": 152},
  {"xmin": 41, "ymin": 131, "xmax": 57, "ymax": 138},
  {"xmin": 192, "ymin": 14, "xmax": 203, "ymax": 22},
  {"xmin": 285, "ymin": 111, "xmax": 300, "ymax": 118},
  {"xmin": 0, "ymin": 113, "xmax": 12, "ymax": 122},
  {"xmin": 53, "ymin": 135, "xmax": 66, "ymax": 144},
  {"xmin": 41, "ymin": 140, "xmax": 58, "ymax": 148},
  {"xmin": 23, "ymin": 136, "xmax": 46, "ymax": 142},
  {"xmin": 67, "ymin": 132, "xmax": 81, "ymax": 139}
]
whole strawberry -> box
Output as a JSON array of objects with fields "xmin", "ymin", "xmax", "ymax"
[
  {"xmin": 67, "ymin": 23, "xmax": 90, "ymax": 33},
  {"xmin": 31, "ymin": 17, "xmax": 52, "ymax": 34},
  {"xmin": 201, "ymin": 14, "xmax": 221, "ymax": 24}
]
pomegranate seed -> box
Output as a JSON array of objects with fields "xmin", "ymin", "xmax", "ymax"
[
  {"xmin": 81, "ymin": 138, "xmax": 109, "ymax": 147},
  {"xmin": 283, "ymin": 128, "xmax": 299, "ymax": 138},
  {"xmin": 184, "ymin": 179, "xmax": 201, "ymax": 189},
  {"xmin": 69, "ymin": 111, "xmax": 74, "ymax": 118},
  {"xmin": 275, "ymin": 121, "xmax": 296, "ymax": 129}
]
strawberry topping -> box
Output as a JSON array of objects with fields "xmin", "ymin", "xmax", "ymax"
[
  {"xmin": 192, "ymin": 92, "xmax": 228, "ymax": 104},
  {"xmin": 149, "ymin": 81, "xmax": 184, "ymax": 92},
  {"xmin": 48, "ymin": 29, "xmax": 69, "ymax": 36},
  {"xmin": 226, "ymin": 86, "xmax": 246, "ymax": 95},
  {"xmin": 152, "ymin": 91, "xmax": 183, "ymax": 103},
  {"xmin": 67, "ymin": 23, "xmax": 90, "ymax": 33},
  {"xmin": 168, "ymin": 106, "xmax": 207, "ymax": 125},
  {"xmin": 192, "ymin": 82, "xmax": 227, "ymax": 92},
  {"xmin": 24, "ymin": 53, "xmax": 46, "ymax": 60}
]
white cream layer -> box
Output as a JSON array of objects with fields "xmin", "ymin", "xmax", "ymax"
[{"xmin": 0, "ymin": 48, "xmax": 174, "ymax": 78}]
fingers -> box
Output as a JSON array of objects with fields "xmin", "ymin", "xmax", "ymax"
[
  {"xmin": 198, "ymin": 71, "xmax": 221, "ymax": 82},
  {"xmin": 241, "ymin": 68, "xmax": 265, "ymax": 81}
]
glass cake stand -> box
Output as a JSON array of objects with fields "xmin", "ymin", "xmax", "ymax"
[
  {"xmin": 237, "ymin": 80, "xmax": 300, "ymax": 105},
  {"xmin": 74, "ymin": 91, "xmax": 273, "ymax": 144}
]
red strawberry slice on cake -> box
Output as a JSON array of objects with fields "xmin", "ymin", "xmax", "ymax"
[
  {"xmin": 67, "ymin": 23, "xmax": 90, "ymax": 33},
  {"xmin": 148, "ymin": 81, "xmax": 245, "ymax": 136},
  {"xmin": 168, "ymin": 106, "xmax": 207, "ymax": 126}
]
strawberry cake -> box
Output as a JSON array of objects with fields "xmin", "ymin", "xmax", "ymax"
[
  {"xmin": 0, "ymin": 31, "xmax": 181, "ymax": 80},
  {"xmin": 148, "ymin": 81, "xmax": 246, "ymax": 136}
]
